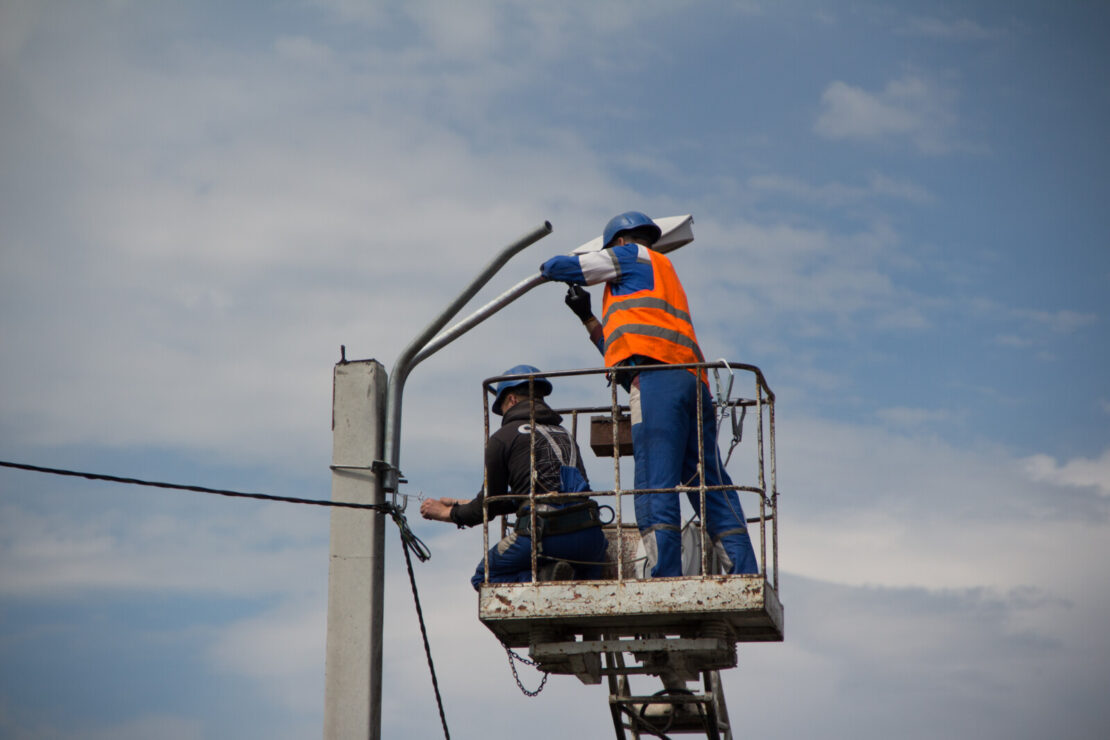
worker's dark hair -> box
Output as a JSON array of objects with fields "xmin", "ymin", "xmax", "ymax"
[
  {"xmin": 503, "ymin": 385, "xmax": 546, "ymax": 402},
  {"xmin": 620, "ymin": 225, "xmax": 661, "ymax": 246}
]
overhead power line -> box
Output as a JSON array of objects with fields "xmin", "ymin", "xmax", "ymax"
[
  {"xmin": 0, "ymin": 458, "xmax": 432, "ymax": 559},
  {"xmin": 1, "ymin": 459, "xmax": 377, "ymax": 510}
]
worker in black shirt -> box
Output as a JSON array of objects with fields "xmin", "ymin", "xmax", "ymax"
[{"xmin": 420, "ymin": 365, "xmax": 608, "ymax": 589}]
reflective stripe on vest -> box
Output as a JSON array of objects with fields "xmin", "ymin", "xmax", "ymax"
[{"xmin": 601, "ymin": 249, "xmax": 705, "ymax": 369}]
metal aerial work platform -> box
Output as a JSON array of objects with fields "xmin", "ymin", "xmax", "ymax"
[
  {"xmin": 323, "ymin": 217, "xmax": 779, "ymax": 738},
  {"xmin": 475, "ymin": 363, "xmax": 782, "ymax": 740}
]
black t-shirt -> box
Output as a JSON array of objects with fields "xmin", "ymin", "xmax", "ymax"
[{"xmin": 450, "ymin": 399, "xmax": 590, "ymax": 527}]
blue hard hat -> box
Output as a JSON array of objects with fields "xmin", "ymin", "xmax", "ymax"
[
  {"xmin": 490, "ymin": 365, "xmax": 553, "ymax": 416},
  {"xmin": 602, "ymin": 211, "xmax": 662, "ymax": 248}
]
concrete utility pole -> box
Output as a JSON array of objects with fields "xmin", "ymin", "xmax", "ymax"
[
  {"xmin": 322, "ymin": 222, "xmax": 553, "ymax": 738},
  {"xmin": 324, "ymin": 359, "xmax": 387, "ymax": 740}
]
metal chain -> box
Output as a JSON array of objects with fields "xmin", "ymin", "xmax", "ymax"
[{"xmin": 505, "ymin": 647, "xmax": 549, "ymax": 697}]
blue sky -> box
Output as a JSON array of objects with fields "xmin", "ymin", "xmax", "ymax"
[{"xmin": 1, "ymin": 1, "xmax": 1108, "ymax": 738}]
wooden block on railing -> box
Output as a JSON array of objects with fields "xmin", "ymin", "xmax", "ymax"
[{"xmin": 590, "ymin": 415, "xmax": 634, "ymax": 457}]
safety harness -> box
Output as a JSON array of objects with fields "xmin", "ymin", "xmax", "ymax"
[
  {"xmin": 514, "ymin": 500, "xmax": 603, "ymax": 538},
  {"xmin": 512, "ymin": 423, "xmax": 603, "ymax": 539}
]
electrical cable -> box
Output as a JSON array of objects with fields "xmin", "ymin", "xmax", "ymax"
[
  {"xmin": 397, "ymin": 511, "xmax": 451, "ymax": 738},
  {"xmin": 0, "ymin": 459, "xmax": 386, "ymax": 510}
]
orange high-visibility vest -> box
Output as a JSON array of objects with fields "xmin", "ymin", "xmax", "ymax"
[{"xmin": 601, "ymin": 249, "xmax": 706, "ymax": 371}]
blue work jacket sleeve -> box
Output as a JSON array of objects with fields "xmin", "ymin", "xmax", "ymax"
[
  {"xmin": 541, "ymin": 245, "xmax": 654, "ymax": 293},
  {"xmin": 540, "ymin": 254, "xmax": 587, "ymax": 284}
]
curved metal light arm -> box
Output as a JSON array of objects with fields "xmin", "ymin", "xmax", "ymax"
[
  {"xmin": 381, "ymin": 222, "xmax": 553, "ymax": 496},
  {"xmin": 413, "ymin": 272, "xmax": 549, "ymax": 366}
]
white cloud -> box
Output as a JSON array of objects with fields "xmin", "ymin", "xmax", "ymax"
[
  {"xmin": 963, "ymin": 299, "xmax": 1098, "ymax": 354},
  {"xmin": 874, "ymin": 305, "xmax": 929, "ymax": 329},
  {"xmin": 744, "ymin": 574, "xmax": 1110, "ymax": 740},
  {"xmin": 0, "ymin": 502, "xmax": 329, "ymax": 598},
  {"xmin": 310, "ymin": 0, "xmax": 701, "ymax": 64},
  {"xmin": 0, "ymin": 713, "xmax": 207, "ymax": 740},
  {"xmin": 83, "ymin": 716, "xmax": 205, "ymax": 740},
  {"xmin": 273, "ymin": 35, "xmax": 336, "ymax": 66},
  {"xmin": 815, "ymin": 80, "xmax": 922, "ymax": 136},
  {"xmin": 748, "ymin": 171, "xmax": 933, "ymax": 207},
  {"xmin": 1023, "ymin": 449, "xmax": 1110, "ymax": 497},
  {"xmin": 0, "ymin": 0, "xmax": 38, "ymax": 59},
  {"xmin": 995, "ymin": 333, "xmax": 1034, "ymax": 348},
  {"xmin": 866, "ymin": 171, "xmax": 935, "ymax": 204},
  {"xmin": 683, "ymin": 216, "xmax": 923, "ymax": 342},
  {"xmin": 307, "ymin": 0, "xmax": 390, "ymax": 27},
  {"xmin": 209, "ymin": 602, "xmax": 327, "ymax": 713},
  {"xmin": 875, "ymin": 405, "xmax": 955, "ymax": 427},
  {"xmin": 779, "ymin": 416, "xmax": 1110, "ymax": 590},
  {"xmin": 902, "ymin": 16, "xmax": 1010, "ymax": 41},
  {"xmin": 1018, "ymin": 308, "xmax": 1098, "ymax": 333},
  {"xmin": 814, "ymin": 76, "xmax": 960, "ymax": 154},
  {"xmin": 403, "ymin": 1, "xmax": 501, "ymax": 58}
]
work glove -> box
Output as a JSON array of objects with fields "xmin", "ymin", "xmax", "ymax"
[{"xmin": 564, "ymin": 285, "xmax": 593, "ymax": 321}]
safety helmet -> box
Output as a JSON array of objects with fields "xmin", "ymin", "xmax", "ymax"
[
  {"xmin": 602, "ymin": 211, "xmax": 662, "ymax": 248},
  {"xmin": 490, "ymin": 364, "xmax": 553, "ymax": 416}
]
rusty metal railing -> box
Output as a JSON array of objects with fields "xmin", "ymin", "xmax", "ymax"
[{"xmin": 477, "ymin": 362, "xmax": 778, "ymax": 592}]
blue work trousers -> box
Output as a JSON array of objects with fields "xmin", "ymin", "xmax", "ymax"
[
  {"xmin": 630, "ymin": 367, "xmax": 758, "ymax": 577},
  {"xmin": 470, "ymin": 525, "xmax": 608, "ymax": 591}
]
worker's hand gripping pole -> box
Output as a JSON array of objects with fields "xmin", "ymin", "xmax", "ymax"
[{"xmin": 381, "ymin": 222, "xmax": 553, "ymax": 500}]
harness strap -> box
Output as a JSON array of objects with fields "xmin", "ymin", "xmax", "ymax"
[
  {"xmin": 515, "ymin": 500, "xmax": 602, "ymax": 538},
  {"xmin": 532, "ymin": 423, "xmax": 578, "ymax": 469}
]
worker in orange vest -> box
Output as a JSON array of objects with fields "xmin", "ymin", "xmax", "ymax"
[{"xmin": 540, "ymin": 212, "xmax": 757, "ymax": 578}]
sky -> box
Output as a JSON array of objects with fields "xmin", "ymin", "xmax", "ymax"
[{"xmin": 1, "ymin": 0, "xmax": 1108, "ymax": 738}]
